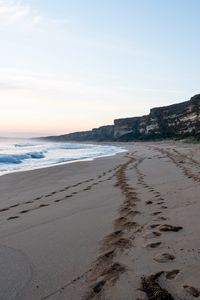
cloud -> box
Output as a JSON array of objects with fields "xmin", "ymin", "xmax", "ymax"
[
  {"xmin": 0, "ymin": 68, "xmax": 137, "ymax": 116},
  {"xmin": 0, "ymin": 68, "xmax": 185, "ymax": 105},
  {"xmin": 0, "ymin": 0, "xmax": 40, "ymax": 26},
  {"xmin": 0, "ymin": 0, "xmax": 68, "ymax": 29}
]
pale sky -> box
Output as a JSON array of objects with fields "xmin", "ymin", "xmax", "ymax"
[{"xmin": 0, "ymin": 0, "xmax": 200, "ymax": 137}]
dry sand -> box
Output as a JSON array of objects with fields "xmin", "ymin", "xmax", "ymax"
[{"xmin": 0, "ymin": 141, "xmax": 199, "ymax": 300}]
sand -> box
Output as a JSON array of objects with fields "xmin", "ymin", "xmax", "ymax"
[{"xmin": 0, "ymin": 141, "xmax": 199, "ymax": 300}]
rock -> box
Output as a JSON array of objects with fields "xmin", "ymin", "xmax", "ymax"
[{"xmin": 113, "ymin": 94, "xmax": 200, "ymax": 140}]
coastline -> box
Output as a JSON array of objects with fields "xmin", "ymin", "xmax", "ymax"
[
  {"xmin": 0, "ymin": 141, "xmax": 200, "ymax": 299},
  {"xmin": 0, "ymin": 141, "xmax": 126, "ymax": 177}
]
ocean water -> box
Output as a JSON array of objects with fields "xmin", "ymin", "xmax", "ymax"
[{"xmin": 0, "ymin": 139, "xmax": 125, "ymax": 176}]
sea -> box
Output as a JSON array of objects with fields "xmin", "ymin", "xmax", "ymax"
[{"xmin": 0, "ymin": 139, "xmax": 125, "ymax": 176}]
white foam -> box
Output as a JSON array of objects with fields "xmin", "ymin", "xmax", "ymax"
[{"xmin": 0, "ymin": 140, "xmax": 125, "ymax": 175}]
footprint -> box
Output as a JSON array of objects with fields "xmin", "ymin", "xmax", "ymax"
[
  {"xmin": 152, "ymin": 211, "xmax": 162, "ymax": 216},
  {"xmin": 83, "ymin": 187, "xmax": 91, "ymax": 191},
  {"xmin": 119, "ymin": 207, "xmax": 131, "ymax": 215},
  {"xmin": 183, "ymin": 285, "xmax": 200, "ymax": 297},
  {"xmin": 110, "ymin": 237, "xmax": 132, "ymax": 251},
  {"xmin": 7, "ymin": 216, "xmax": 19, "ymax": 220},
  {"xmin": 124, "ymin": 210, "xmax": 140, "ymax": 218},
  {"xmin": 19, "ymin": 210, "xmax": 29, "ymax": 214},
  {"xmin": 142, "ymin": 272, "xmax": 174, "ymax": 300},
  {"xmin": 145, "ymin": 242, "xmax": 162, "ymax": 249},
  {"xmin": 114, "ymin": 216, "xmax": 128, "ymax": 227},
  {"xmin": 91, "ymin": 280, "xmax": 106, "ymax": 294},
  {"xmin": 156, "ymin": 216, "xmax": 167, "ymax": 221},
  {"xmin": 150, "ymin": 224, "xmax": 160, "ymax": 229},
  {"xmin": 72, "ymin": 184, "xmax": 79, "ymax": 187},
  {"xmin": 100, "ymin": 262, "xmax": 126, "ymax": 280},
  {"xmin": 143, "ymin": 231, "xmax": 161, "ymax": 239},
  {"xmin": 96, "ymin": 250, "xmax": 115, "ymax": 265},
  {"xmin": 165, "ymin": 269, "xmax": 180, "ymax": 280},
  {"xmin": 154, "ymin": 253, "xmax": 175, "ymax": 263},
  {"xmin": 121, "ymin": 221, "xmax": 138, "ymax": 230},
  {"xmin": 0, "ymin": 208, "xmax": 9, "ymax": 212},
  {"xmin": 146, "ymin": 200, "xmax": 153, "ymax": 205},
  {"xmin": 34, "ymin": 197, "xmax": 41, "ymax": 200},
  {"xmin": 103, "ymin": 230, "xmax": 123, "ymax": 243},
  {"xmin": 159, "ymin": 224, "xmax": 183, "ymax": 232},
  {"xmin": 88, "ymin": 261, "xmax": 126, "ymax": 297},
  {"xmin": 10, "ymin": 204, "xmax": 20, "ymax": 208},
  {"xmin": 39, "ymin": 204, "xmax": 49, "ymax": 208}
]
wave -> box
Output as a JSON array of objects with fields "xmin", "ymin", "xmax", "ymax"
[
  {"xmin": 28, "ymin": 152, "xmax": 45, "ymax": 159},
  {"xmin": 47, "ymin": 143, "xmax": 93, "ymax": 151},
  {"xmin": 0, "ymin": 141, "xmax": 126, "ymax": 176},
  {"xmin": 14, "ymin": 143, "xmax": 38, "ymax": 148},
  {"xmin": 61, "ymin": 144, "xmax": 93, "ymax": 150},
  {"xmin": 0, "ymin": 151, "xmax": 45, "ymax": 164}
]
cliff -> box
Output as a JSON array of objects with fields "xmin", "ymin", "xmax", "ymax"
[
  {"xmin": 114, "ymin": 94, "xmax": 200, "ymax": 140},
  {"xmin": 45, "ymin": 125, "xmax": 114, "ymax": 142},
  {"xmin": 44, "ymin": 94, "xmax": 200, "ymax": 142}
]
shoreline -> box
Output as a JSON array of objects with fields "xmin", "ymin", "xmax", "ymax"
[
  {"xmin": 0, "ymin": 141, "xmax": 199, "ymax": 299},
  {"xmin": 0, "ymin": 142, "xmax": 126, "ymax": 177}
]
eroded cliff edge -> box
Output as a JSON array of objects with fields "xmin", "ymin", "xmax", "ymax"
[{"xmin": 45, "ymin": 94, "xmax": 200, "ymax": 141}]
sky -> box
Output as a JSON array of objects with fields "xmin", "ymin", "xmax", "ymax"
[{"xmin": 0, "ymin": 0, "xmax": 200, "ymax": 137}]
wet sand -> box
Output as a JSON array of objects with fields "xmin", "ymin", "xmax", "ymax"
[{"xmin": 0, "ymin": 141, "xmax": 199, "ymax": 300}]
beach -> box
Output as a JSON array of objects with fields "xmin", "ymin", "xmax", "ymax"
[{"xmin": 0, "ymin": 141, "xmax": 200, "ymax": 300}]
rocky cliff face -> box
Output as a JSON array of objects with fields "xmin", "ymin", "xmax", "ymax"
[
  {"xmin": 114, "ymin": 94, "xmax": 200, "ymax": 140},
  {"xmin": 44, "ymin": 94, "xmax": 200, "ymax": 142}
]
